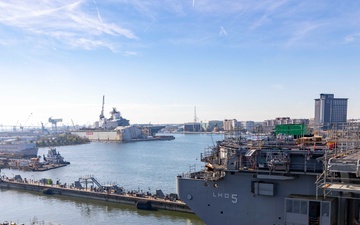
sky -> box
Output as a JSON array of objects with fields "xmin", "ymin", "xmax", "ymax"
[{"xmin": 0, "ymin": 0, "xmax": 360, "ymax": 128}]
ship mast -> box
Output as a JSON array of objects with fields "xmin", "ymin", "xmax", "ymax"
[{"xmin": 100, "ymin": 95, "xmax": 105, "ymax": 120}]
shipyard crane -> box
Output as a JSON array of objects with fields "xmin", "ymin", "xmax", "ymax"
[{"xmin": 48, "ymin": 117, "xmax": 63, "ymax": 133}]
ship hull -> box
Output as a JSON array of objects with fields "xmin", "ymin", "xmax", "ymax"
[
  {"xmin": 0, "ymin": 145, "xmax": 38, "ymax": 157},
  {"xmin": 177, "ymin": 172, "xmax": 317, "ymax": 225},
  {"xmin": 72, "ymin": 131, "xmax": 121, "ymax": 141}
]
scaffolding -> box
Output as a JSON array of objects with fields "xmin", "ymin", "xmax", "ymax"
[{"xmin": 316, "ymin": 122, "xmax": 360, "ymax": 199}]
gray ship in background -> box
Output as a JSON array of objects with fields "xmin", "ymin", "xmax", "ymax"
[
  {"xmin": 96, "ymin": 95, "xmax": 130, "ymax": 130},
  {"xmin": 0, "ymin": 128, "xmax": 41, "ymax": 158},
  {"xmin": 0, "ymin": 139, "xmax": 38, "ymax": 158},
  {"xmin": 72, "ymin": 96, "xmax": 174, "ymax": 142},
  {"xmin": 177, "ymin": 124, "xmax": 360, "ymax": 225}
]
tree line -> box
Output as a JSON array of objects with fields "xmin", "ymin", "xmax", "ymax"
[{"xmin": 36, "ymin": 133, "xmax": 90, "ymax": 147}]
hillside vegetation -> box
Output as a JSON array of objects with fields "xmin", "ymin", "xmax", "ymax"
[{"xmin": 36, "ymin": 133, "xmax": 90, "ymax": 147}]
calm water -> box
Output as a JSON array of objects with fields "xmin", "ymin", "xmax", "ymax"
[{"xmin": 0, "ymin": 133, "xmax": 224, "ymax": 224}]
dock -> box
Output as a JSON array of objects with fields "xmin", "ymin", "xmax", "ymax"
[
  {"xmin": 0, "ymin": 178, "xmax": 193, "ymax": 214},
  {"xmin": 0, "ymin": 161, "xmax": 69, "ymax": 171}
]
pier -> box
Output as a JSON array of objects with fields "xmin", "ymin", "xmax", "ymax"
[
  {"xmin": 0, "ymin": 159, "xmax": 69, "ymax": 172},
  {"xmin": 0, "ymin": 177, "xmax": 193, "ymax": 214}
]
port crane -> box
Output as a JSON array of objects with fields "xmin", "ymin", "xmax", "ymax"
[{"xmin": 48, "ymin": 117, "xmax": 63, "ymax": 133}]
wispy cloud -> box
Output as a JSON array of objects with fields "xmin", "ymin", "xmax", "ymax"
[
  {"xmin": 123, "ymin": 51, "xmax": 138, "ymax": 57},
  {"xmin": 345, "ymin": 33, "xmax": 360, "ymax": 43},
  {"xmin": 93, "ymin": 0, "xmax": 103, "ymax": 23},
  {"xmin": 219, "ymin": 26, "xmax": 228, "ymax": 36},
  {"xmin": 0, "ymin": 1, "xmax": 137, "ymax": 51},
  {"xmin": 1, "ymin": 0, "xmax": 360, "ymax": 50},
  {"xmin": 143, "ymin": 20, "xmax": 154, "ymax": 33},
  {"xmin": 286, "ymin": 22, "xmax": 323, "ymax": 46},
  {"xmin": 250, "ymin": 15, "xmax": 271, "ymax": 30}
]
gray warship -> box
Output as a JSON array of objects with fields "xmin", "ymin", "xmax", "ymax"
[
  {"xmin": 177, "ymin": 125, "xmax": 360, "ymax": 225},
  {"xmin": 72, "ymin": 95, "xmax": 172, "ymax": 142}
]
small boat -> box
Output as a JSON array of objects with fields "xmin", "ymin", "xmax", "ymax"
[{"xmin": 43, "ymin": 148, "xmax": 70, "ymax": 165}]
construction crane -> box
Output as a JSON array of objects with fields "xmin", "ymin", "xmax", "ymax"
[
  {"xmin": 48, "ymin": 117, "xmax": 63, "ymax": 133},
  {"xmin": 71, "ymin": 119, "xmax": 76, "ymax": 131},
  {"xmin": 13, "ymin": 120, "xmax": 19, "ymax": 131},
  {"xmin": 20, "ymin": 112, "xmax": 33, "ymax": 131}
]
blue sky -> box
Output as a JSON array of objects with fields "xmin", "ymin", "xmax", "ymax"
[{"xmin": 0, "ymin": 0, "xmax": 359, "ymax": 128}]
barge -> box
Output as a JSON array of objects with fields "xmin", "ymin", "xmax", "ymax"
[{"xmin": 0, "ymin": 176, "xmax": 192, "ymax": 214}]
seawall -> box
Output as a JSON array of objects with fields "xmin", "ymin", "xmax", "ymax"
[{"xmin": 0, "ymin": 179, "xmax": 193, "ymax": 213}]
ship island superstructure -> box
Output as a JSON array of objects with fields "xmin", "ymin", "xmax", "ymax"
[{"xmin": 177, "ymin": 124, "xmax": 360, "ymax": 225}]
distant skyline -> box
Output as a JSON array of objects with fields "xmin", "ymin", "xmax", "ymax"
[{"xmin": 0, "ymin": 1, "xmax": 360, "ymax": 127}]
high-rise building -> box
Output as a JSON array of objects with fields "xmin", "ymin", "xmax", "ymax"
[
  {"xmin": 223, "ymin": 119, "xmax": 239, "ymax": 131},
  {"xmin": 314, "ymin": 93, "xmax": 348, "ymax": 128}
]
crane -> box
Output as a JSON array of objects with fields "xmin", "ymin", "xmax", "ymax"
[
  {"xmin": 13, "ymin": 120, "xmax": 19, "ymax": 131},
  {"xmin": 71, "ymin": 119, "xmax": 76, "ymax": 131},
  {"xmin": 20, "ymin": 112, "xmax": 33, "ymax": 131},
  {"xmin": 48, "ymin": 117, "xmax": 63, "ymax": 133}
]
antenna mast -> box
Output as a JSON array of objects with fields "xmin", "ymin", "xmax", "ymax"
[
  {"xmin": 193, "ymin": 106, "xmax": 197, "ymax": 132},
  {"xmin": 100, "ymin": 95, "xmax": 105, "ymax": 120},
  {"xmin": 194, "ymin": 106, "xmax": 197, "ymax": 123}
]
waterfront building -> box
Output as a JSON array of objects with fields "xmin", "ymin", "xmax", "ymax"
[
  {"xmin": 201, "ymin": 120, "xmax": 223, "ymax": 132},
  {"xmin": 183, "ymin": 122, "xmax": 201, "ymax": 132},
  {"xmin": 223, "ymin": 119, "xmax": 241, "ymax": 132},
  {"xmin": 240, "ymin": 121, "xmax": 255, "ymax": 132},
  {"xmin": 314, "ymin": 93, "xmax": 348, "ymax": 129}
]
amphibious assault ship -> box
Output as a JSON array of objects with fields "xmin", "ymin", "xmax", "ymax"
[{"xmin": 177, "ymin": 125, "xmax": 360, "ymax": 225}]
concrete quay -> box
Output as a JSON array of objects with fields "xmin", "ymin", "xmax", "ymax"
[{"xmin": 0, "ymin": 179, "xmax": 193, "ymax": 214}]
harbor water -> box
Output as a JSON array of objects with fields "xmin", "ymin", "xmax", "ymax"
[{"xmin": 0, "ymin": 133, "xmax": 224, "ymax": 224}]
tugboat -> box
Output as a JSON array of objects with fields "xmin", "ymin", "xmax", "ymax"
[{"xmin": 43, "ymin": 148, "xmax": 70, "ymax": 165}]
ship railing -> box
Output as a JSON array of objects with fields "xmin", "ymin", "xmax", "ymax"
[
  {"xmin": 327, "ymin": 158, "xmax": 360, "ymax": 176},
  {"xmin": 318, "ymin": 173, "xmax": 360, "ymax": 198},
  {"xmin": 179, "ymin": 171, "xmax": 206, "ymax": 179},
  {"xmin": 323, "ymin": 176, "xmax": 360, "ymax": 183},
  {"xmin": 203, "ymin": 170, "xmax": 226, "ymax": 181},
  {"xmin": 247, "ymin": 161, "xmax": 322, "ymax": 173},
  {"xmin": 178, "ymin": 170, "xmax": 226, "ymax": 181},
  {"xmin": 201, "ymin": 148, "xmax": 215, "ymax": 161},
  {"xmin": 315, "ymin": 171, "xmax": 332, "ymax": 198},
  {"xmin": 290, "ymin": 160, "xmax": 323, "ymax": 173}
]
